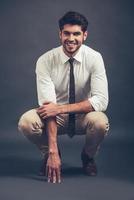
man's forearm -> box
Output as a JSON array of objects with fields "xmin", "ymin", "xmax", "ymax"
[
  {"xmin": 45, "ymin": 117, "xmax": 61, "ymax": 184},
  {"xmin": 37, "ymin": 100, "xmax": 94, "ymax": 120},
  {"xmin": 58, "ymin": 100, "xmax": 94, "ymax": 114},
  {"xmin": 46, "ymin": 117, "xmax": 58, "ymax": 153}
]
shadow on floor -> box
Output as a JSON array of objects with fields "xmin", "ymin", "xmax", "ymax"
[{"xmin": 0, "ymin": 137, "xmax": 134, "ymax": 184}]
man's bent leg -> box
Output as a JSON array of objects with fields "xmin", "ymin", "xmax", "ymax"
[
  {"xmin": 18, "ymin": 109, "xmax": 48, "ymax": 156},
  {"xmin": 18, "ymin": 110, "xmax": 68, "ymax": 156},
  {"xmin": 83, "ymin": 111, "xmax": 109, "ymax": 158},
  {"xmin": 79, "ymin": 111, "xmax": 109, "ymax": 176}
]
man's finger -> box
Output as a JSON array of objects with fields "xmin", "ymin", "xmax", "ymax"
[
  {"xmin": 39, "ymin": 113, "xmax": 46, "ymax": 117},
  {"xmin": 56, "ymin": 167, "xmax": 61, "ymax": 183},
  {"xmin": 47, "ymin": 167, "xmax": 52, "ymax": 183},
  {"xmin": 43, "ymin": 101, "xmax": 51, "ymax": 105},
  {"xmin": 37, "ymin": 106, "xmax": 44, "ymax": 111},
  {"xmin": 52, "ymin": 169, "xmax": 56, "ymax": 183}
]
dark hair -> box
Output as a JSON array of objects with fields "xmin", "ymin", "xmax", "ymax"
[{"xmin": 59, "ymin": 11, "xmax": 88, "ymax": 32}]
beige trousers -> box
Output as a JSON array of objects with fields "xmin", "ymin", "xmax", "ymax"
[{"xmin": 18, "ymin": 109, "xmax": 109, "ymax": 158}]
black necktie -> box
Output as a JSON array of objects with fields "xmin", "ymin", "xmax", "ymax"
[{"xmin": 68, "ymin": 58, "xmax": 75, "ymax": 137}]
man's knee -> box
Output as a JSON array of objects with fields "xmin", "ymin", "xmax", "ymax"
[
  {"xmin": 18, "ymin": 109, "xmax": 44, "ymax": 135},
  {"xmin": 93, "ymin": 120, "xmax": 109, "ymax": 134},
  {"xmin": 84, "ymin": 112, "xmax": 109, "ymax": 135},
  {"xmin": 18, "ymin": 118, "xmax": 33, "ymax": 134}
]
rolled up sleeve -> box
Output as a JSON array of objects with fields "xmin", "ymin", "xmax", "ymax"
[
  {"xmin": 35, "ymin": 56, "xmax": 56, "ymax": 106},
  {"xmin": 88, "ymin": 53, "xmax": 109, "ymax": 111}
]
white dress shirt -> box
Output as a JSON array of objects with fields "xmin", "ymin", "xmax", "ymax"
[{"xmin": 35, "ymin": 44, "xmax": 108, "ymax": 111}]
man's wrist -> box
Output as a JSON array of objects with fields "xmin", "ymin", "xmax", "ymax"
[
  {"xmin": 58, "ymin": 104, "xmax": 69, "ymax": 114},
  {"xmin": 49, "ymin": 141, "xmax": 58, "ymax": 153},
  {"xmin": 49, "ymin": 148, "xmax": 59, "ymax": 155}
]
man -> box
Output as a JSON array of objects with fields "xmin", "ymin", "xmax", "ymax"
[{"xmin": 18, "ymin": 11, "xmax": 109, "ymax": 184}]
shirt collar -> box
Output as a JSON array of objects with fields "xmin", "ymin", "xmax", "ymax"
[
  {"xmin": 60, "ymin": 46, "xmax": 69, "ymax": 64},
  {"xmin": 60, "ymin": 45, "xmax": 83, "ymax": 64},
  {"xmin": 73, "ymin": 46, "xmax": 82, "ymax": 63}
]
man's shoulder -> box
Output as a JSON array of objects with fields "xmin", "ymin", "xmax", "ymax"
[
  {"xmin": 82, "ymin": 44, "xmax": 101, "ymax": 56},
  {"xmin": 81, "ymin": 45, "xmax": 103, "ymax": 64},
  {"xmin": 38, "ymin": 46, "xmax": 62, "ymax": 61}
]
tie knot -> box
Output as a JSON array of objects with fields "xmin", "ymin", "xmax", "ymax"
[{"xmin": 69, "ymin": 58, "xmax": 74, "ymax": 65}]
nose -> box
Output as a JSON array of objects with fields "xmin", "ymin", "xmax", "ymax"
[{"xmin": 68, "ymin": 34, "xmax": 75, "ymax": 41}]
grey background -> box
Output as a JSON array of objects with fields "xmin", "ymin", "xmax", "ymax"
[
  {"xmin": 0, "ymin": 0, "xmax": 134, "ymax": 131},
  {"xmin": 0, "ymin": 0, "xmax": 134, "ymax": 199}
]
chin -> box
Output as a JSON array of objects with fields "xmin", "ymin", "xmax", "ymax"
[
  {"xmin": 67, "ymin": 48, "xmax": 77, "ymax": 53},
  {"xmin": 63, "ymin": 45, "xmax": 80, "ymax": 56}
]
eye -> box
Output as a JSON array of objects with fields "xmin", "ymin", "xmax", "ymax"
[
  {"xmin": 63, "ymin": 31, "xmax": 70, "ymax": 36},
  {"xmin": 73, "ymin": 32, "xmax": 81, "ymax": 36}
]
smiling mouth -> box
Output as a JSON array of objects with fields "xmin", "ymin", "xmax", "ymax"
[{"xmin": 65, "ymin": 42, "xmax": 77, "ymax": 47}]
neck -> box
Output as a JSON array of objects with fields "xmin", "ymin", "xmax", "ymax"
[{"xmin": 63, "ymin": 49, "xmax": 75, "ymax": 57}]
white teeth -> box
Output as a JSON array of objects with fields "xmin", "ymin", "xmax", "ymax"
[
  {"xmin": 66, "ymin": 42, "xmax": 76, "ymax": 45},
  {"xmin": 67, "ymin": 43, "xmax": 76, "ymax": 45}
]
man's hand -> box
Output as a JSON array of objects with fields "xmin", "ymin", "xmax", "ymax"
[
  {"xmin": 37, "ymin": 102, "xmax": 59, "ymax": 119},
  {"xmin": 46, "ymin": 152, "xmax": 61, "ymax": 183}
]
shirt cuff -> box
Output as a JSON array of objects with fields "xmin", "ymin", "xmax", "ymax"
[{"xmin": 88, "ymin": 96, "xmax": 108, "ymax": 112}]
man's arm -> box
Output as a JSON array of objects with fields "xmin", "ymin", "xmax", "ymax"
[
  {"xmin": 45, "ymin": 117, "xmax": 61, "ymax": 183},
  {"xmin": 89, "ymin": 53, "xmax": 109, "ymax": 112},
  {"xmin": 37, "ymin": 99, "xmax": 94, "ymax": 119},
  {"xmin": 36, "ymin": 57, "xmax": 62, "ymax": 183},
  {"xmin": 36, "ymin": 56, "xmax": 57, "ymax": 105},
  {"xmin": 59, "ymin": 100, "xmax": 94, "ymax": 114}
]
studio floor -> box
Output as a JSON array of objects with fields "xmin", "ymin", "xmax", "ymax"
[{"xmin": 0, "ymin": 127, "xmax": 134, "ymax": 200}]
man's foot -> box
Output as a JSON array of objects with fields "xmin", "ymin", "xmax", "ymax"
[
  {"xmin": 81, "ymin": 150, "xmax": 97, "ymax": 176},
  {"xmin": 39, "ymin": 150, "xmax": 61, "ymax": 176}
]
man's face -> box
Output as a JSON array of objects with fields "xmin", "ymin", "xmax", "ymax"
[{"xmin": 59, "ymin": 24, "xmax": 88, "ymax": 57}]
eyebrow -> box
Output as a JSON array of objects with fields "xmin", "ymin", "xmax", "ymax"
[{"xmin": 63, "ymin": 31, "xmax": 82, "ymax": 35}]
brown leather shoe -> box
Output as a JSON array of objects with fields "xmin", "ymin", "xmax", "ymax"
[
  {"xmin": 81, "ymin": 151, "xmax": 97, "ymax": 176},
  {"xmin": 39, "ymin": 150, "xmax": 61, "ymax": 176}
]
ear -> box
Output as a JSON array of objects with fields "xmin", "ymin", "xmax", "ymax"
[
  {"xmin": 83, "ymin": 31, "xmax": 88, "ymax": 41},
  {"xmin": 59, "ymin": 30, "xmax": 62, "ymax": 39}
]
